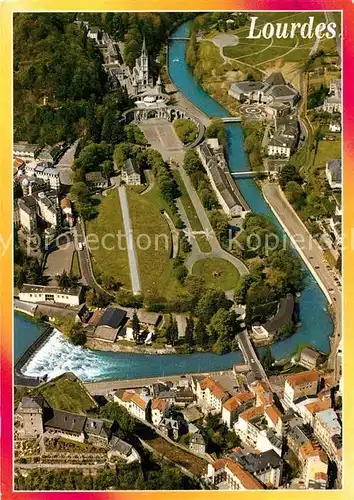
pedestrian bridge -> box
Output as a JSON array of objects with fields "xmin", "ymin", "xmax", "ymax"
[
  {"xmin": 220, "ymin": 117, "xmax": 242, "ymax": 123},
  {"xmin": 169, "ymin": 37, "xmax": 190, "ymax": 41},
  {"xmin": 231, "ymin": 171, "xmax": 268, "ymax": 178}
]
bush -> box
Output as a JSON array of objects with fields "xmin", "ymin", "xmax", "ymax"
[{"xmin": 173, "ymin": 118, "xmax": 198, "ymax": 144}]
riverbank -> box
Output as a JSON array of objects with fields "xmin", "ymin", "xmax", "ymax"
[{"xmin": 86, "ymin": 338, "xmax": 177, "ymax": 355}]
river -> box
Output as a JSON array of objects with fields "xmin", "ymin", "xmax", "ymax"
[{"xmin": 15, "ymin": 21, "xmax": 333, "ymax": 383}]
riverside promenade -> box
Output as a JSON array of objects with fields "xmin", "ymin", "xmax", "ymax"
[{"xmin": 263, "ymin": 181, "xmax": 341, "ymax": 383}]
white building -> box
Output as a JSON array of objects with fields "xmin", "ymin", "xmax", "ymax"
[
  {"xmin": 121, "ymin": 158, "xmax": 141, "ymax": 185},
  {"xmin": 19, "ymin": 284, "xmax": 83, "ymax": 306},
  {"xmin": 322, "ymin": 79, "xmax": 342, "ymax": 113},
  {"xmin": 13, "ymin": 142, "xmax": 39, "ymax": 160},
  {"xmin": 35, "ymin": 165, "xmax": 60, "ymax": 190},
  {"xmin": 113, "ymin": 389, "xmax": 151, "ymax": 421},
  {"xmin": 151, "ymin": 398, "xmax": 169, "ymax": 426},
  {"xmin": 329, "ymin": 121, "xmax": 341, "ymax": 133},
  {"xmin": 221, "ymin": 391, "xmax": 255, "ymax": 428},
  {"xmin": 283, "ymin": 371, "xmax": 321, "ymax": 410},
  {"xmin": 192, "ymin": 376, "xmax": 230, "ymax": 412},
  {"xmin": 207, "ymin": 459, "xmax": 264, "ymax": 490},
  {"xmin": 36, "ymin": 192, "xmax": 59, "ymax": 228}
]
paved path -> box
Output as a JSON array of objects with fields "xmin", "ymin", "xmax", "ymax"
[
  {"xmin": 262, "ymin": 181, "xmax": 341, "ymax": 383},
  {"xmin": 177, "ymin": 165, "xmax": 248, "ymax": 276},
  {"xmin": 118, "ymin": 185, "xmax": 141, "ymax": 295},
  {"xmin": 57, "ymin": 140, "xmax": 79, "ymax": 168}
]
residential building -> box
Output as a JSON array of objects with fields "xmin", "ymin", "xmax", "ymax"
[
  {"xmin": 60, "ymin": 196, "xmax": 74, "ymax": 227},
  {"xmin": 251, "ymin": 294, "xmax": 294, "ymax": 339},
  {"xmin": 121, "ymin": 158, "xmax": 141, "ymax": 185},
  {"xmin": 94, "ymin": 307, "xmax": 127, "ymax": 342},
  {"xmin": 158, "ymin": 417, "xmax": 181, "ymax": 440},
  {"xmin": 16, "ymin": 396, "xmax": 44, "ymax": 438},
  {"xmin": 322, "ymin": 79, "xmax": 341, "ymax": 113},
  {"xmin": 151, "ymin": 398, "xmax": 169, "ymax": 426},
  {"xmin": 17, "ymin": 196, "xmax": 37, "ymax": 233},
  {"xmin": 313, "ymin": 408, "xmax": 342, "ymax": 461},
  {"xmin": 250, "ymin": 381, "xmax": 274, "ymax": 406},
  {"xmin": 108, "ymin": 436, "xmax": 140, "ymax": 463},
  {"xmin": 19, "ymin": 284, "xmax": 83, "ymax": 307},
  {"xmin": 233, "ymin": 405, "xmax": 265, "ymax": 448},
  {"xmin": 189, "ymin": 432, "xmax": 206, "ymax": 454},
  {"xmin": 114, "ymin": 389, "xmax": 151, "ymax": 421},
  {"xmin": 192, "ymin": 375, "xmax": 230, "ymax": 412},
  {"xmin": 85, "ymin": 171, "xmax": 109, "ymax": 189},
  {"xmin": 329, "ymin": 121, "xmax": 341, "ymax": 133},
  {"xmin": 197, "ymin": 139, "xmax": 245, "ymax": 217},
  {"xmin": 283, "ymin": 371, "xmax": 321, "ymax": 409},
  {"xmin": 37, "ymin": 144, "xmax": 66, "ymax": 164},
  {"xmin": 234, "ymin": 449, "xmax": 283, "ymax": 488},
  {"xmin": 299, "ymin": 347, "xmax": 321, "ymax": 370},
  {"xmin": 207, "ymin": 458, "xmax": 264, "ymax": 490},
  {"xmin": 326, "ymin": 159, "xmax": 342, "ymax": 189},
  {"xmin": 300, "ymin": 445, "xmax": 328, "ymax": 489},
  {"xmin": 36, "ymin": 191, "xmax": 60, "ymax": 228},
  {"xmin": 87, "ymin": 26, "xmax": 102, "ymax": 43},
  {"xmin": 221, "ymin": 391, "xmax": 255, "ymax": 428}
]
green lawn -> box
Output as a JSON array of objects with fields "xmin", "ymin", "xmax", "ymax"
[
  {"xmin": 197, "ymin": 40, "xmax": 224, "ymax": 73},
  {"xmin": 86, "ymin": 190, "xmax": 131, "ymax": 289},
  {"xmin": 192, "ymin": 258, "xmax": 240, "ymax": 291},
  {"xmin": 172, "ymin": 170, "xmax": 212, "ymax": 253},
  {"xmin": 312, "ymin": 139, "xmax": 341, "ymax": 169},
  {"xmin": 126, "ymin": 188, "xmax": 175, "ymax": 296},
  {"xmin": 70, "ymin": 251, "xmax": 81, "ymax": 279},
  {"xmin": 36, "ymin": 374, "xmax": 98, "ymax": 414}
]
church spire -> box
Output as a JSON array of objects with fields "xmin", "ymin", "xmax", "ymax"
[{"xmin": 141, "ymin": 35, "xmax": 147, "ymax": 56}]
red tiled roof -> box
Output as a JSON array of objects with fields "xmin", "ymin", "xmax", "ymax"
[
  {"xmin": 88, "ymin": 310, "xmax": 103, "ymax": 326},
  {"xmin": 305, "ymin": 399, "xmax": 331, "ymax": 415},
  {"xmin": 225, "ymin": 460, "xmax": 264, "ymax": 490},
  {"xmin": 287, "ymin": 370, "xmax": 320, "ymax": 388},
  {"xmin": 199, "ymin": 376, "xmax": 229, "ymax": 401},
  {"xmin": 223, "ymin": 392, "xmax": 254, "ymax": 412},
  {"xmin": 265, "ymin": 404, "xmax": 282, "ymax": 425},
  {"xmin": 151, "ymin": 398, "xmax": 168, "ymax": 413},
  {"xmin": 239, "ymin": 405, "xmax": 264, "ymax": 423}
]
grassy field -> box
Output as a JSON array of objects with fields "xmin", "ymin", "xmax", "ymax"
[
  {"xmin": 222, "ymin": 12, "xmax": 328, "ymax": 67},
  {"xmin": 312, "ymin": 139, "xmax": 341, "ymax": 169},
  {"xmin": 172, "ymin": 170, "xmax": 212, "ymax": 253},
  {"xmin": 36, "ymin": 374, "xmax": 98, "ymax": 414},
  {"xmin": 126, "ymin": 187, "xmax": 175, "ymax": 295},
  {"xmin": 70, "ymin": 251, "xmax": 81, "ymax": 279},
  {"xmin": 192, "ymin": 258, "xmax": 240, "ymax": 291},
  {"xmin": 86, "ymin": 190, "xmax": 131, "ymax": 290}
]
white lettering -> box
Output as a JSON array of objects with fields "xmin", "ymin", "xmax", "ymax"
[{"xmin": 247, "ymin": 16, "xmax": 262, "ymax": 39}]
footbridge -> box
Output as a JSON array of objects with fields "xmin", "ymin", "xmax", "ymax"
[
  {"xmin": 220, "ymin": 117, "xmax": 242, "ymax": 123},
  {"xmin": 169, "ymin": 37, "xmax": 190, "ymax": 41},
  {"xmin": 231, "ymin": 171, "xmax": 268, "ymax": 178}
]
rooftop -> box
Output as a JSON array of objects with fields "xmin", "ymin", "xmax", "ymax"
[
  {"xmin": 301, "ymin": 347, "xmax": 321, "ymax": 360},
  {"xmin": 315, "ymin": 408, "xmax": 341, "ymax": 434},
  {"xmin": 199, "ymin": 376, "xmax": 229, "ymax": 402},
  {"xmin": 20, "ymin": 283, "xmax": 82, "ymax": 297},
  {"xmin": 286, "ymin": 370, "xmax": 320, "ymax": 389},
  {"xmin": 98, "ymin": 307, "xmax": 127, "ymax": 329},
  {"xmin": 122, "ymin": 158, "xmax": 140, "ymax": 176},
  {"xmin": 236, "ymin": 449, "xmax": 282, "ymax": 474},
  {"xmin": 262, "ymin": 294, "xmax": 294, "ymax": 332},
  {"xmin": 223, "ymin": 392, "xmax": 254, "ymax": 412},
  {"xmin": 85, "ymin": 171, "xmax": 106, "ymax": 183},
  {"xmin": 327, "ymin": 159, "xmax": 342, "ymax": 183}
]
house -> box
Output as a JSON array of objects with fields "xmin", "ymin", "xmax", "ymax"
[
  {"xmin": 329, "ymin": 121, "xmax": 341, "ymax": 133},
  {"xmin": 326, "ymin": 159, "xmax": 342, "ymax": 189},
  {"xmin": 181, "ymin": 406, "xmax": 204, "ymax": 425},
  {"xmin": 222, "ymin": 391, "xmax": 255, "ymax": 428},
  {"xmin": 137, "ymin": 310, "xmax": 161, "ymax": 328},
  {"xmin": 234, "ymin": 449, "xmax": 283, "ymax": 488},
  {"xmin": 17, "ymin": 197, "xmax": 37, "ymax": 233},
  {"xmin": 313, "ymin": 408, "xmax": 342, "ymax": 461},
  {"xmin": 174, "ymin": 389, "xmax": 195, "ymax": 406},
  {"xmin": 158, "ymin": 417, "xmax": 181, "ymax": 440},
  {"xmin": 151, "ymin": 398, "xmax": 169, "ymax": 426},
  {"xmin": 302, "ymin": 399, "xmax": 332, "ymax": 427},
  {"xmin": 283, "ymin": 371, "xmax": 321, "ymax": 410},
  {"xmin": 17, "ymin": 396, "xmax": 45, "ymax": 438},
  {"xmin": 87, "ymin": 26, "xmax": 102, "ymax": 43},
  {"xmin": 228, "ymin": 81, "xmax": 265, "ymax": 103},
  {"xmin": 13, "ymin": 142, "xmax": 40, "ymax": 159},
  {"xmin": 303, "ymin": 452, "xmax": 328, "ymax": 490},
  {"xmin": 94, "ymin": 307, "xmax": 127, "ymax": 342},
  {"xmin": 299, "ymin": 347, "xmax": 321, "ymax": 370},
  {"xmin": 251, "ymin": 294, "xmax": 294, "ymax": 339},
  {"xmin": 60, "ymin": 197, "xmax": 74, "ymax": 227},
  {"xmin": 192, "ymin": 376, "xmax": 230, "ymax": 412},
  {"xmin": 233, "ymin": 405, "xmax": 266, "ymax": 448},
  {"xmin": 114, "ymin": 389, "xmax": 151, "ymax": 421},
  {"xmin": 108, "ymin": 436, "xmax": 140, "ymax": 463},
  {"xmin": 249, "ymin": 381, "xmax": 273, "ymax": 406},
  {"xmin": 189, "ymin": 432, "xmax": 206, "ymax": 454},
  {"xmin": 197, "ymin": 140, "xmax": 244, "ymax": 217},
  {"xmin": 19, "ymin": 284, "xmax": 83, "ymax": 307},
  {"xmin": 121, "ymin": 158, "xmax": 141, "ymax": 185},
  {"xmin": 207, "ymin": 458, "xmax": 264, "ymax": 490},
  {"xmin": 85, "ymin": 171, "xmax": 109, "ymax": 189},
  {"xmin": 36, "ymin": 191, "xmax": 60, "ymax": 228},
  {"xmin": 322, "ymin": 79, "xmax": 341, "ymax": 113}
]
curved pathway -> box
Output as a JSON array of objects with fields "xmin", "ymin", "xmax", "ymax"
[{"xmin": 176, "ymin": 165, "xmax": 248, "ymax": 276}]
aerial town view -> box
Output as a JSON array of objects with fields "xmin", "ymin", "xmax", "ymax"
[{"xmin": 13, "ymin": 11, "xmax": 342, "ymax": 491}]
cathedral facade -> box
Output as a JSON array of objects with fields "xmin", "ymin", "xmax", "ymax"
[{"xmin": 130, "ymin": 37, "xmax": 154, "ymax": 95}]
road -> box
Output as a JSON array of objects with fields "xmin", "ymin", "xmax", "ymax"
[
  {"xmin": 176, "ymin": 165, "xmax": 248, "ymax": 276},
  {"xmin": 263, "ymin": 182, "xmax": 341, "ymax": 383},
  {"xmin": 118, "ymin": 185, "xmax": 142, "ymax": 295}
]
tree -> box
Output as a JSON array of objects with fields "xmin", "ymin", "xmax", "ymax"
[
  {"xmin": 184, "ymin": 317, "xmax": 194, "ymax": 345},
  {"xmin": 173, "ymin": 118, "xmax": 198, "ymax": 144},
  {"xmin": 261, "ymin": 346, "xmax": 275, "ymax": 374},
  {"xmin": 194, "ymin": 319, "xmax": 209, "ymax": 348},
  {"xmin": 102, "ymin": 159, "xmax": 114, "ymax": 180},
  {"xmin": 184, "ymin": 148, "xmax": 204, "ymax": 175},
  {"xmin": 279, "ymin": 164, "xmax": 302, "ymax": 189},
  {"xmin": 68, "ymin": 326, "xmax": 87, "ymax": 346},
  {"xmin": 132, "ymin": 311, "xmax": 140, "ymax": 341},
  {"xmin": 165, "ymin": 314, "xmax": 178, "ymax": 346},
  {"xmin": 99, "ymin": 402, "xmax": 136, "ymax": 436},
  {"xmin": 285, "ymin": 181, "xmax": 305, "ymax": 208}
]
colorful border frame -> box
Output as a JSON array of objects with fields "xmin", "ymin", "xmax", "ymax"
[{"xmin": 1, "ymin": 2, "xmax": 353, "ymax": 498}]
